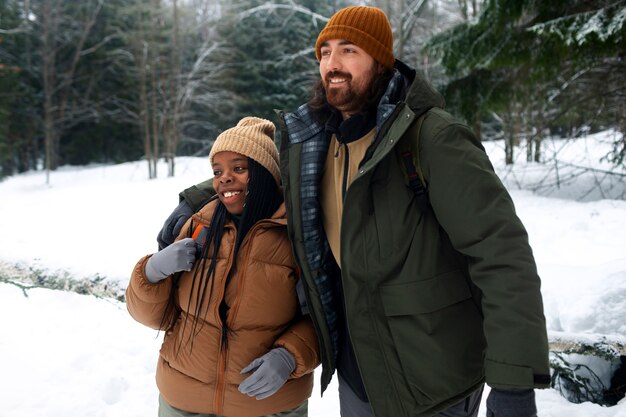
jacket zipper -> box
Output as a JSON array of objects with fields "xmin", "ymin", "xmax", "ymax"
[
  {"xmin": 214, "ymin": 340, "xmax": 228, "ymax": 414},
  {"xmin": 339, "ymin": 141, "xmax": 350, "ymax": 201},
  {"xmin": 227, "ymin": 223, "xmax": 259, "ymax": 333},
  {"xmin": 341, "ymin": 107, "xmax": 412, "ymax": 416},
  {"xmin": 213, "ymin": 225, "xmax": 236, "ymax": 415},
  {"xmin": 212, "ymin": 220, "xmax": 268, "ymax": 414}
]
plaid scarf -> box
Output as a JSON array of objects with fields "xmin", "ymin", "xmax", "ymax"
[{"xmin": 282, "ymin": 68, "xmax": 406, "ymax": 363}]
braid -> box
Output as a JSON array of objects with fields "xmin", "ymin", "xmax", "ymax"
[
  {"xmin": 171, "ymin": 202, "xmax": 227, "ymax": 354},
  {"xmin": 173, "ymin": 159, "xmax": 282, "ymax": 352},
  {"xmin": 235, "ymin": 158, "xmax": 282, "ymax": 252}
]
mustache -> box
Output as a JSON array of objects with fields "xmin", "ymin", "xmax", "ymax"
[{"xmin": 324, "ymin": 71, "xmax": 352, "ymax": 82}]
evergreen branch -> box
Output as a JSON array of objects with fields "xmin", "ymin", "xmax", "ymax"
[{"xmin": 0, "ymin": 261, "xmax": 125, "ymax": 302}]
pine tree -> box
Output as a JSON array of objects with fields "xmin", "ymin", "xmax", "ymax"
[
  {"xmin": 427, "ymin": 0, "xmax": 626, "ymax": 166},
  {"xmin": 212, "ymin": 0, "xmax": 344, "ymax": 128}
]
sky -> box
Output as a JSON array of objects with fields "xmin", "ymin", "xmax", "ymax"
[{"xmin": 0, "ymin": 130, "xmax": 625, "ymax": 417}]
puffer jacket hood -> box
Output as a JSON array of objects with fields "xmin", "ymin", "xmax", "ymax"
[{"xmin": 395, "ymin": 60, "xmax": 445, "ymax": 117}]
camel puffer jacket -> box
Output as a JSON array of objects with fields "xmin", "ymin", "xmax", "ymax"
[{"xmin": 127, "ymin": 200, "xmax": 319, "ymax": 417}]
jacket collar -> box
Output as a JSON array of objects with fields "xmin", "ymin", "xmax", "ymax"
[
  {"xmin": 325, "ymin": 108, "xmax": 377, "ymax": 144},
  {"xmin": 194, "ymin": 198, "xmax": 287, "ymax": 226}
]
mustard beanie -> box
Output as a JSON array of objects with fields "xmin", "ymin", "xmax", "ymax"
[
  {"xmin": 209, "ymin": 117, "xmax": 280, "ymax": 185},
  {"xmin": 315, "ymin": 6, "xmax": 395, "ymax": 69}
]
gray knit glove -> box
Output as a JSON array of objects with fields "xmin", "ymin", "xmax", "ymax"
[
  {"xmin": 157, "ymin": 200, "xmax": 194, "ymax": 250},
  {"xmin": 239, "ymin": 347, "xmax": 296, "ymax": 400},
  {"xmin": 486, "ymin": 388, "xmax": 537, "ymax": 417},
  {"xmin": 145, "ymin": 238, "xmax": 197, "ymax": 283}
]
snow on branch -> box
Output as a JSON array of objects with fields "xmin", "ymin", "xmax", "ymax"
[
  {"xmin": 528, "ymin": 4, "xmax": 626, "ymax": 46},
  {"xmin": 238, "ymin": 2, "xmax": 328, "ymax": 26}
]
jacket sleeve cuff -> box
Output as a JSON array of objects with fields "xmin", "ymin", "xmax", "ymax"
[
  {"xmin": 274, "ymin": 317, "xmax": 320, "ymax": 378},
  {"xmin": 485, "ymin": 359, "xmax": 551, "ymax": 389},
  {"xmin": 128, "ymin": 255, "xmax": 172, "ymax": 303},
  {"xmin": 125, "ymin": 255, "xmax": 174, "ymax": 329}
]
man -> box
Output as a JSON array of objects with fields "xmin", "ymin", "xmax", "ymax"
[{"xmin": 157, "ymin": 6, "xmax": 550, "ymax": 417}]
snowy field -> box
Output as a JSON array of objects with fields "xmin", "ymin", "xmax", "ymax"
[{"xmin": 0, "ymin": 129, "xmax": 625, "ymax": 417}]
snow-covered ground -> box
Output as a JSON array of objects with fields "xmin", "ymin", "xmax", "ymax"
[{"xmin": 0, "ymin": 130, "xmax": 625, "ymax": 416}]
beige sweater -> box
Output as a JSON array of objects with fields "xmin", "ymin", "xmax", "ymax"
[{"xmin": 320, "ymin": 128, "xmax": 376, "ymax": 265}]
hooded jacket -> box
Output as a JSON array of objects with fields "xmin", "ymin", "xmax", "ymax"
[
  {"xmin": 276, "ymin": 60, "xmax": 550, "ymax": 417},
  {"xmin": 127, "ymin": 200, "xmax": 319, "ymax": 417}
]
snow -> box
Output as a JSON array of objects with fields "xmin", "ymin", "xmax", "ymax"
[{"xmin": 0, "ymin": 130, "xmax": 625, "ymax": 416}]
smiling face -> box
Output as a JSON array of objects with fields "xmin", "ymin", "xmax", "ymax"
[
  {"xmin": 319, "ymin": 39, "xmax": 383, "ymax": 119},
  {"xmin": 212, "ymin": 151, "xmax": 249, "ymax": 215}
]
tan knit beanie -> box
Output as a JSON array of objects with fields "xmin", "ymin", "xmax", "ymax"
[
  {"xmin": 209, "ymin": 117, "xmax": 280, "ymax": 185},
  {"xmin": 315, "ymin": 6, "xmax": 394, "ymax": 69}
]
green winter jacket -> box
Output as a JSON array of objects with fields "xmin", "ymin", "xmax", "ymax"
[{"xmin": 276, "ymin": 61, "xmax": 550, "ymax": 417}]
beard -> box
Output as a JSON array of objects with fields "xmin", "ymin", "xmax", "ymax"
[{"xmin": 323, "ymin": 65, "xmax": 378, "ymax": 115}]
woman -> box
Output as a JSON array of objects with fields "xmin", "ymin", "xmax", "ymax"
[{"xmin": 127, "ymin": 117, "xmax": 319, "ymax": 417}]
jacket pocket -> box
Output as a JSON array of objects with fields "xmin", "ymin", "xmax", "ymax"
[
  {"xmin": 368, "ymin": 156, "xmax": 424, "ymax": 261},
  {"xmin": 379, "ymin": 270, "xmax": 485, "ymax": 404},
  {"xmin": 381, "ymin": 270, "xmax": 471, "ymax": 318}
]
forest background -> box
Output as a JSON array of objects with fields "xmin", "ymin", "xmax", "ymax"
[
  {"xmin": 1, "ymin": 0, "xmax": 626, "ymax": 412},
  {"xmin": 1, "ymin": 0, "xmax": 625, "ymax": 185}
]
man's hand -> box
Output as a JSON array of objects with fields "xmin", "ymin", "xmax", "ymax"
[
  {"xmin": 145, "ymin": 238, "xmax": 197, "ymax": 283},
  {"xmin": 486, "ymin": 388, "xmax": 537, "ymax": 417},
  {"xmin": 239, "ymin": 347, "xmax": 296, "ymax": 400},
  {"xmin": 156, "ymin": 200, "xmax": 193, "ymax": 250}
]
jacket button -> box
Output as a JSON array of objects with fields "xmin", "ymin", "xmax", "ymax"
[{"xmin": 406, "ymin": 114, "xmax": 410, "ymax": 119}]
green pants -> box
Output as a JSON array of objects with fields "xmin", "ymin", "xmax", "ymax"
[{"xmin": 158, "ymin": 395, "xmax": 308, "ymax": 417}]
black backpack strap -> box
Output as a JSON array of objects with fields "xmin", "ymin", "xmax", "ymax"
[
  {"xmin": 400, "ymin": 149, "xmax": 430, "ymax": 213},
  {"xmin": 397, "ymin": 111, "xmax": 431, "ymax": 213}
]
